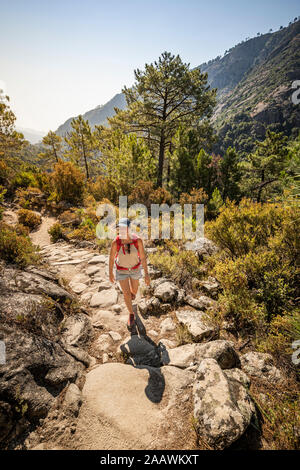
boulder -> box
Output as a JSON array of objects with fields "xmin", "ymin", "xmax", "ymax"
[
  {"xmin": 193, "ymin": 358, "xmax": 255, "ymax": 449},
  {"xmin": 160, "ymin": 343, "xmax": 197, "ymax": 368},
  {"xmin": 195, "ymin": 340, "xmax": 240, "ymax": 369},
  {"xmin": 108, "ymin": 331, "xmax": 122, "ymax": 342},
  {"xmin": 184, "ymin": 294, "xmax": 216, "ymax": 311},
  {"xmin": 160, "ymin": 317, "xmax": 176, "ymax": 335},
  {"xmin": 77, "ymin": 362, "xmax": 192, "ymax": 449},
  {"xmin": 184, "ymin": 237, "xmax": 219, "ymax": 259},
  {"xmin": 240, "ymin": 352, "xmax": 283, "ymax": 383},
  {"xmin": 0, "ymin": 401, "xmax": 14, "ymax": 443},
  {"xmin": 153, "ymin": 281, "xmax": 178, "ymax": 303},
  {"xmin": 91, "ymin": 310, "xmax": 126, "ymax": 332},
  {"xmin": 199, "ymin": 277, "xmax": 220, "ymax": 298},
  {"xmin": 160, "ymin": 340, "xmax": 239, "ymax": 370},
  {"xmin": 69, "ymin": 274, "xmax": 90, "ymax": 286},
  {"xmin": 224, "ymin": 368, "xmax": 251, "ymax": 388},
  {"xmin": 0, "ymin": 324, "xmax": 84, "ymax": 422},
  {"xmin": 138, "ymin": 297, "xmax": 161, "ymax": 316},
  {"xmin": 61, "ymin": 312, "xmax": 94, "ymax": 348},
  {"xmin": 94, "ymin": 334, "xmax": 114, "ymax": 354},
  {"xmin": 71, "ymin": 283, "xmax": 88, "ymax": 294},
  {"xmin": 86, "ymin": 266, "xmax": 101, "ymax": 276},
  {"xmin": 175, "ymin": 308, "xmax": 219, "ymax": 342},
  {"xmin": 2, "ymin": 267, "xmax": 73, "ymax": 301}
]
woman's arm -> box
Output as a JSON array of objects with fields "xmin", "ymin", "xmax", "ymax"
[
  {"xmin": 138, "ymin": 238, "xmax": 150, "ymax": 286},
  {"xmin": 109, "ymin": 240, "xmax": 117, "ymax": 283}
]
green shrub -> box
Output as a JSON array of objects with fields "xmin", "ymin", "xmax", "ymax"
[
  {"xmin": 52, "ymin": 160, "xmax": 85, "ymax": 204},
  {"xmin": 0, "ymin": 222, "xmax": 40, "ymax": 266},
  {"xmin": 15, "ymin": 186, "xmax": 45, "ymax": 210},
  {"xmin": 206, "ymin": 198, "xmax": 300, "ymax": 354},
  {"xmin": 206, "ymin": 198, "xmax": 289, "ymax": 258},
  {"xmin": 13, "ymin": 171, "xmax": 37, "ymax": 189},
  {"xmin": 48, "ymin": 222, "xmax": 65, "ymax": 243},
  {"xmin": 68, "ymin": 225, "xmax": 95, "ymax": 241},
  {"xmin": 17, "ymin": 208, "xmax": 42, "ymax": 230},
  {"xmin": 149, "ymin": 240, "xmax": 204, "ymax": 288}
]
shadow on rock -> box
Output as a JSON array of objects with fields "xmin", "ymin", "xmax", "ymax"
[{"xmin": 119, "ymin": 304, "xmax": 171, "ymax": 404}]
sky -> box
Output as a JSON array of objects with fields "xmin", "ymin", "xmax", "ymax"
[{"xmin": 0, "ymin": 0, "xmax": 299, "ymax": 133}]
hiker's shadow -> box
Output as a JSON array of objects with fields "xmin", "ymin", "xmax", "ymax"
[{"xmin": 119, "ymin": 303, "xmax": 171, "ymax": 404}]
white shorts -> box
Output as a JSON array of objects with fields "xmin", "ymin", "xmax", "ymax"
[{"xmin": 114, "ymin": 265, "xmax": 143, "ymax": 281}]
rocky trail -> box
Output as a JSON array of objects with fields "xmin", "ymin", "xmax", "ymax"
[{"xmin": 0, "ymin": 213, "xmax": 284, "ymax": 450}]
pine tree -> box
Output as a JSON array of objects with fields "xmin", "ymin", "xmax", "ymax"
[
  {"xmin": 39, "ymin": 131, "xmax": 62, "ymax": 164},
  {"xmin": 219, "ymin": 146, "xmax": 241, "ymax": 200},
  {"xmin": 65, "ymin": 115, "xmax": 95, "ymax": 179},
  {"xmin": 108, "ymin": 51, "xmax": 216, "ymax": 188},
  {"xmin": 241, "ymin": 129, "xmax": 289, "ymax": 202}
]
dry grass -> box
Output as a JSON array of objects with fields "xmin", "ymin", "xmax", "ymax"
[
  {"xmin": 249, "ymin": 375, "xmax": 300, "ymax": 450},
  {"xmin": 175, "ymin": 323, "xmax": 194, "ymax": 346}
]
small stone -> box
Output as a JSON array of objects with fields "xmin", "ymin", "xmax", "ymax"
[
  {"xmin": 71, "ymin": 283, "xmax": 87, "ymax": 294},
  {"xmin": 86, "ymin": 266, "xmax": 101, "ymax": 276},
  {"xmin": 102, "ymin": 353, "xmax": 109, "ymax": 364},
  {"xmin": 109, "ymin": 331, "xmax": 122, "ymax": 342},
  {"xmin": 112, "ymin": 304, "xmax": 122, "ymax": 313},
  {"xmin": 160, "ymin": 317, "xmax": 176, "ymax": 335}
]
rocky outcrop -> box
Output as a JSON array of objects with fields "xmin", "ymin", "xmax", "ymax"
[
  {"xmin": 160, "ymin": 340, "xmax": 239, "ymax": 370},
  {"xmin": 0, "ymin": 263, "xmax": 91, "ymax": 445},
  {"xmin": 175, "ymin": 308, "xmax": 219, "ymax": 342},
  {"xmin": 240, "ymin": 352, "xmax": 283, "ymax": 383},
  {"xmin": 184, "ymin": 237, "xmax": 219, "ymax": 260}
]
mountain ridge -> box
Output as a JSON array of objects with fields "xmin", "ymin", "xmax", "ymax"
[{"xmin": 55, "ymin": 19, "xmax": 300, "ymax": 151}]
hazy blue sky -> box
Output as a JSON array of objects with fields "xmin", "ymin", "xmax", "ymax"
[{"xmin": 1, "ymin": 0, "xmax": 298, "ymax": 132}]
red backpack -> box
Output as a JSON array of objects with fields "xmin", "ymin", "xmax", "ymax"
[{"xmin": 115, "ymin": 233, "xmax": 141, "ymax": 270}]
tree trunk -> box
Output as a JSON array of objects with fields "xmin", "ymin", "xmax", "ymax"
[
  {"xmin": 157, "ymin": 130, "xmax": 165, "ymax": 187},
  {"xmin": 81, "ymin": 133, "xmax": 89, "ymax": 179},
  {"xmin": 53, "ymin": 145, "xmax": 58, "ymax": 163},
  {"xmin": 257, "ymin": 169, "xmax": 264, "ymax": 202}
]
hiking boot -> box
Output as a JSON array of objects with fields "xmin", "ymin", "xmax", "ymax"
[{"xmin": 127, "ymin": 313, "xmax": 135, "ymax": 331}]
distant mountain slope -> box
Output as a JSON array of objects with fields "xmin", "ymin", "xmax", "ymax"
[
  {"xmin": 17, "ymin": 127, "xmax": 46, "ymax": 144},
  {"xmin": 196, "ymin": 19, "xmax": 300, "ymax": 153},
  {"xmin": 55, "ymin": 20, "xmax": 300, "ymax": 153},
  {"xmin": 55, "ymin": 93, "xmax": 126, "ymax": 136}
]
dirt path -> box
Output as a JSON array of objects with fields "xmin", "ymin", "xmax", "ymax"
[{"xmin": 29, "ymin": 216, "xmax": 56, "ymax": 247}]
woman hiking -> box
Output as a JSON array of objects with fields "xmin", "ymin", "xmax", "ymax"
[{"xmin": 108, "ymin": 217, "xmax": 150, "ymax": 331}]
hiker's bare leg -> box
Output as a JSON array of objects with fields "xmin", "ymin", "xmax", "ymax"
[
  {"xmin": 118, "ymin": 278, "xmax": 134, "ymax": 316},
  {"xmin": 129, "ymin": 278, "xmax": 139, "ymax": 300}
]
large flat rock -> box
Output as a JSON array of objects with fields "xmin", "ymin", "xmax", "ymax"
[{"xmin": 75, "ymin": 362, "xmax": 194, "ymax": 449}]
